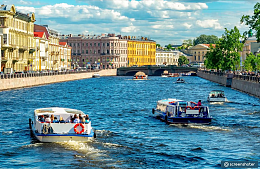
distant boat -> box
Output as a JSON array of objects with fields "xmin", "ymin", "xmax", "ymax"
[
  {"xmin": 161, "ymin": 70, "xmax": 179, "ymax": 77},
  {"xmin": 92, "ymin": 73, "xmax": 100, "ymax": 78},
  {"xmin": 133, "ymin": 71, "xmax": 148, "ymax": 80},
  {"xmin": 207, "ymin": 90, "xmax": 228, "ymax": 102},
  {"xmin": 176, "ymin": 78, "xmax": 185, "ymax": 83}
]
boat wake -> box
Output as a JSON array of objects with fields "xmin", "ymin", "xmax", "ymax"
[
  {"xmin": 170, "ymin": 124, "xmax": 231, "ymax": 132},
  {"xmin": 57, "ymin": 140, "xmax": 105, "ymax": 156}
]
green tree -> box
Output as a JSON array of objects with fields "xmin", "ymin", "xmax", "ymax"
[
  {"xmin": 219, "ymin": 27, "xmax": 244, "ymax": 71},
  {"xmin": 194, "ymin": 34, "xmax": 219, "ymax": 45},
  {"xmin": 204, "ymin": 43, "xmax": 223, "ymax": 71},
  {"xmin": 244, "ymin": 53, "xmax": 256, "ymax": 71},
  {"xmin": 166, "ymin": 44, "xmax": 173, "ymax": 50},
  {"xmin": 156, "ymin": 44, "xmax": 161, "ymax": 48},
  {"xmin": 178, "ymin": 55, "xmax": 189, "ymax": 66},
  {"xmin": 204, "ymin": 26, "xmax": 244, "ymax": 71},
  {"xmin": 244, "ymin": 53, "xmax": 260, "ymax": 71},
  {"xmin": 240, "ymin": 2, "xmax": 260, "ymax": 42}
]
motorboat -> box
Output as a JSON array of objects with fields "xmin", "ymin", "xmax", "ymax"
[
  {"xmin": 133, "ymin": 71, "xmax": 148, "ymax": 80},
  {"xmin": 92, "ymin": 73, "xmax": 100, "ymax": 78},
  {"xmin": 207, "ymin": 90, "xmax": 228, "ymax": 102},
  {"xmin": 152, "ymin": 98, "xmax": 212, "ymax": 124},
  {"xmin": 29, "ymin": 107, "xmax": 96, "ymax": 142},
  {"xmin": 161, "ymin": 70, "xmax": 179, "ymax": 77},
  {"xmin": 176, "ymin": 78, "xmax": 185, "ymax": 83}
]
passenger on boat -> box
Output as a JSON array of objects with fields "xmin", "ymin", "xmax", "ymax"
[
  {"xmin": 53, "ymin": 117, "xmax": 59, "ymax": 123},
  {"xmin": 79, "ymin": 114, "xmax": 83, "ymax": 121},
  {"xmin": 81, "ymin": 117, "xmax": 85, "ymax": 123},
  {"xmin": 38, "ymin": 115, "xmax": 44, "ymax": 122},
  {"xmin": 85, "ymin": 115, "xmax": 90, "ymax": 123},
  {"xmin": 73, "ymin": 114, "xmax": 81, "ymax": 123},
  {"xmin": 50, "ymin": 114, "xmax": 54, "ymax": 122},
  {"xmin": 45, "ymin": 115, "xmax": 51, "ymax": 122},
  {"xmin": 197, "ymin": 100, "xmax": 202, "ymax": 106},
  {"xmin": 59, "ymin": 116, "xmax": 65, "ymax": 123}
]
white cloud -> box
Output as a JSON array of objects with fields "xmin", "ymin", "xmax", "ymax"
[
  {"xmin": 183, "ymin": 23, "xmax": 192, "ymax": 29},
  {"xmin": 196, "ymin": 19, "xmax": 223, "ymax": 30}
]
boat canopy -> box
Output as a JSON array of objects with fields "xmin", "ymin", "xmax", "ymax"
[
  {"xmin": 134, "ymin": 71, "xmax": 146, "ymax": 76},
  {"xmin": 210, "ymin": 90, "xmax": 224, "ymax": 94},
  {"xmin": 35, "ymin": 107, "xmax": 85, "ymax": 115}
]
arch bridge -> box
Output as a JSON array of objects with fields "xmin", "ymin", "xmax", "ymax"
[{"xmin": 117, "ymin": 65, "xmax": 198, "ymax": 76}]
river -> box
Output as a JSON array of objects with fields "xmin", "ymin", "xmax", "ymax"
[{"xmin": 0, "ymin": 76, "xmax": 259, "ymax": 168}]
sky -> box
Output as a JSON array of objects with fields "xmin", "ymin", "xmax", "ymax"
[{"xmin": 4, "ymin": 0, "xmax": 258, "ymax": 46}]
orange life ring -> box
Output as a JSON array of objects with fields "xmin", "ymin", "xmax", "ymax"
[
  {"xmin": 194, "ymin": 106, "xmax": 199, "ymax": 110},
  {"xmin": 74, "ymin": 123, "xmax": 85, "ymax": 134},
  {"xmin": 186, "ymin": 106, "xmax": 193, "ymax": 109},
  {"xmin": 141, "ymin": 76, "xmax": 143, "ymax": 79},
  {"xmin": 136, "ymin": 76, "xmax": 138, "ymax": 79}
]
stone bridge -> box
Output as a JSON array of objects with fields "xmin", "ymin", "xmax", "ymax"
[{"xmin": 117, "ymin": 65, "xmax": 198, "ymax": 76}]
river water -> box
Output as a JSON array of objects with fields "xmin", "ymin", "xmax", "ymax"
[{"xmin": 0, "ymin": 76, "xmax": 259, "ymax": 168}]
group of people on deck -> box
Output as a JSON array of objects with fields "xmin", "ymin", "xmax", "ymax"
[
  {"xmin": 38, "ymin": 114, "xmax": 90, "ymax": 123},
  {"xmin": 70, "ymin": 114, "xmax": 90, "ymax": 123}
]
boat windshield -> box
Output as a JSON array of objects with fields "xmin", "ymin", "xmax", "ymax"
[{"xmin": 210, "ymin": 91, "xmax": 225, "ymax": 97}]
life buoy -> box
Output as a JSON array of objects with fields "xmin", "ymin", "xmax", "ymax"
[
  {"xmin": 136, "ymin": 76, "xmax": 138, "ymax": 79},
  {"xmin": 194, "ymin": 106, "xmax": 199, "ymax": 110},
  {"xmin": 186, "ymin": 106, "xmax": 193, "ymax": 109},
  {"xmin": 74, "ymin": 123, "xmax": 85, "ymax": 134}
]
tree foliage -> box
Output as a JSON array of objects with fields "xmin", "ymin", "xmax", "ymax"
[
  {"xmin": 240, "ymin": 2, "xmax": 260, "ymax": 42},
  {"xmin": 244, "ymin": 53, "xmax": 260, "ymax": 71},
  {"xmin": 156, "ymin": 44, "xmax": 161, "ymax": 48},
  {"xmin": 204, "ymin": 26, "xmax": 244, "ymax": 71},
  {"xmin": 178, "ymin": 55, "xmax": 189, "ymax": 66},
  {"xmin": 166, "ymin": 44, "xmax": 173, "ymax": 50},
  {"xmin": 193, "ymin": 34, "xmax": 219, "ymax": 45}
]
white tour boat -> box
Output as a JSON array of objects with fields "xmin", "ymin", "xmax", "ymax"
[
  {"xmin": 92, "ymin": 73, "xmax": 100, "ymax": 78},
  {"xmin": 161, "ymin": 70, "xmax": 179, "ymax": 77},
  {"xmin": 207, "ymin": 90, "xmax": 228, "ymax": 102},
  {"xmin": 133, "ymin": 71, "xmax": 148, "ymax": 80},
  {"xmin": 152, "ymin": 98, "xmax": 212, "ymax": 124},
  {"xmin": 29, "ymin": 107, "xmax": 96, "ymax": 142}
]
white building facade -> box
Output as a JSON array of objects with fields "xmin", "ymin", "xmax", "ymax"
[{"xmin": 156, "ymin": 49, "xmax": 181, "ymax": 66}]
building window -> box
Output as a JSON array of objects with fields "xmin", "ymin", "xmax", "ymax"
[
  {"xmin": 82, "ymin": 50, "xmax": 84, "ymax": 54},
  {"xmin": 90, "ymin": 50, "xmax": 92, "ymax": 54},
  {"xmin": 78, "ymin": 43, "xmax": 80, "ymax": 46},
  {"xmin": 86, "ymin": 43, "xmax": 88, "ymax": 46},
  {"xmin": 194, "ymin": 56, "xmax": 196, "ymax": 60},
  {"xmin": 107, "ymin": 43, "xmax": 109, "ymax": 46},
  {"xmin": 98, "ymin": 50, "xmax": 100, "ymax": 53},
  {"xmin": 94, "ymin": 43, "xmax": 96, "ymax": 46},
  {"xmin": 86, "ymin": 50, "xmax": 88, "ymax": 54},
  {"xmin": 3, "ymin": 34, "xmax": 7, "ymax": 44},
  {"xmin": 107, "ymin": 50, "xmax": 109, "ymax": 54},
  {"xmin": 98, "ymin": 43, "xmax": 100, "ymax": 46},
  {"xmin": 198, "ymin": 56, "xmax": 200, "ymax": 60},
  {"xmin": 82, "ymin": 43, "xmax": 84, "ymax": 46},
  {"xmin": 82, "ymin": 59, "xmax": 84, "ymax": 62},
  {"xmin": 90, "ymin": 43, "xmax": 92, "ymax": 46}
]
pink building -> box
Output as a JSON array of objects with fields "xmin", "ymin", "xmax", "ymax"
[{"xmin": 59, "ymin": 34, "xmax": 128, "ymax": 69}]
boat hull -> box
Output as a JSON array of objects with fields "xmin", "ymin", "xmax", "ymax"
[
  {"xmin": 29, "ymin": 118, "xmax": 95, "ymax": 143},
  {"xmin": 207, "ymin": 97, "xmax": 227, "ymax": 102},
  {"xmin": 156, "ymin": 114, "xmax": 212, "ymax": 124}
]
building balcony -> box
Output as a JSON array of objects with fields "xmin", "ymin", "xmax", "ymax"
[
  {"xmin": 1, "ymin": 57, "xmax": 8, "ymax": 62},
  {"xmin": 56, "ymin": 51, "xmax": 59, "ymax": 55}
]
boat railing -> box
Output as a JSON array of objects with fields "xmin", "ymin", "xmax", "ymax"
[{"xmin": 176, "ymin": 106, "xmax": 209, "ymax": 118}]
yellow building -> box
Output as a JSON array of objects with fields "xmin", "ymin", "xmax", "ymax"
[
  {"xmin": 187, "ymin": 44, "xmax": 215, "ymax": 63},
  {"xmin": 0, "ymin": 4, "xmax": 35, "ymax": 72},
  {"xmin": 127, "ymin": 36, "xmax": 156, "ymax": 67}
]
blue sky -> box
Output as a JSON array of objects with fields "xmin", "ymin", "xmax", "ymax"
[{"xmin": 4, "ymin": 0, "xmax": 258, "ymax": 46}]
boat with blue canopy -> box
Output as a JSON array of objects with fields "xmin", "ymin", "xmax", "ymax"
[{"xmin": 152, "ymin": 98, "xmax": 212, "ymax": 124}]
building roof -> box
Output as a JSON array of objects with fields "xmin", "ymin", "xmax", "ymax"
[
  {"xmin": 59, "ymin": 42, "xmax": 67, "ymax": 46},
  {"xmin": 201, "ymin": 44, "xmax": 216, "ymax": 48},
  {"xmin": 34, "ymin": 24, "xmax": 50, "ymax": 39},
  {"xmin": 34, "ymin": 32, "xmax": 44, "ymax": 38}
]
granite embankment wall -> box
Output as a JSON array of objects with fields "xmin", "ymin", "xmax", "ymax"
[
  {"xmin": 0, "ymin": 69, "xmax": 116, "ymax": 91},
  {"xmin": 198, "ymin": 71, "xmax": 260, "ymax": 98}
]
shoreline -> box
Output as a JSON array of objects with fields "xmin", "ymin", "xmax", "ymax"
[{"xmin": 0, "ymin": 69, "xmax": 117, "ymax": 92}]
